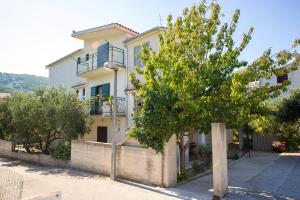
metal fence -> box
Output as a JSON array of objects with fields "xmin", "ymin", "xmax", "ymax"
[
  {"xmin": 0, "ymin": 167, "xmax": 23, "ymax": 200},
  {"xmin": 252, "ymin": 134, "xmax": 276, "ymax": 151}
]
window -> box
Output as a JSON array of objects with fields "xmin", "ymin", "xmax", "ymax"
[
  {"xmin": 277, "ymin": 74, "xmax": 288, "ymax": 84},
  {"xmin": 82, "ymin": 88, "xmax": 86, "ymax": 96},
  {"xmin": 134, "ymin": 42, "xmax": 149, "ymax": 69},
  {"xmin": 85, "ymin": 54, "xmax": 89, "ymax": 61},
  {"xmin": 75, "ymin": 90, "xmax": 79, "ymax": 95},
  {"xmin": 134, "ymin": 94, "xmax": 143, "ymax": 113},
  {"xmin": 90, "ymin": 83, "xmax": 110, "ymax": 115},
  {"xmin": 77, "ymin": 57, "xmax": 81, "ymax": 64},
  {"xmin": 90, "ymin": 83, "xmax": 110, "ymax": 97},
  {"xmin": 134, "ymin": 45, "xmax": 142, "ymax": 68}
]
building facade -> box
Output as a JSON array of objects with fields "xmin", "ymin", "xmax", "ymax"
[
  {"xmin": 260, "ymin": 62, "xmax": 300, "ymax": 99},
  {"xmin": 47, "ymin": 23, "xmax": 164, "ymax": 143}
]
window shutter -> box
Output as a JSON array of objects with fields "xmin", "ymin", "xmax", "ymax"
[
  {"xmin": 101, "ymin": 83, "xmax": 110, "ymax": 97},
  {"xmin": 91, "ymin": 86, "xmax": 97, "ymax": 97},
  {"xmin": 97, "ymin": 42, "xmax": 109, "ymax": 67},
  {"xmin": 90, "ymin": 86, "xmax": 98, "ymax": 114}
]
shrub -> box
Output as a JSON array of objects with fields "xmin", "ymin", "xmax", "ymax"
[
  {"xmin": 50, "ymin": 142, "xmax": 71, "ymax": 160},
  {"xmin": 192, "ymin": 161, "xmax": 206, "ymax": 173},
  {"xmin": 0, "ymin": 127, "xmax": 4, "ymax": 139},
  {"xmin": 227, "ymin": 153, "xmax": 239, "ymax": 160},
  {"xmin": 197, "ymin": 144, "xmax": 212, "ymax": 157},
  {"xmin": 177, "ymin": 172, "xmax": 188, "ymax": 182},
  {"xmin": 278, "ymin": 134, "xmax": 300, "ymax": 152},
  {"xmin": 196, "ymin": 144, "xmax": 212, "ymax": 166}
]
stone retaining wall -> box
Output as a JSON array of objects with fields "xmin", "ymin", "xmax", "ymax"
[
  {"xmin": 0, "ymin": 136, "xmax": 177, "ymax": 187},
  {"xmin": 0, "ymin": 140, "xmax": 69, "ymax": 168}
]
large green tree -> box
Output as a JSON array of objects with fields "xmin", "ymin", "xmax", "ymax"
[
  {"xmin": 130, "ymin": 1, "xmax": 300, "ymax": 172},
  {"xmin": 0, "ymin": 87, "xmax": 92, "ymax": 153}
]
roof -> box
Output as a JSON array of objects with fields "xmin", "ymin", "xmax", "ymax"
[
  {"xmin": 0, "ymin": 93, "xmax": 11, "ymax": 98},
  {"xmin": 72, "ymin": 83, "xmax": 87, "ymax": 89},
  {"xmin": 124, "ymin": 26, "xmax": 166, "ymax": 44},
  {"xmin": 71, "ymin": 23, "xmax": 139, "ymax": 38},
  {"xmin": 45, "ymin": 49, "xmax": 83, "ymax": 68}
]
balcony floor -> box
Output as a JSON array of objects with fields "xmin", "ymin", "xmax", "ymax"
[{"xmin": 78, "ymin": 67, "xmax": 112, "ymax": 79}]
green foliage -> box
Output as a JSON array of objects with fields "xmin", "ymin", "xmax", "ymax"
[
  {"xmin": 0, "ymin": 127, "xmax": 4, "ymax": 139},
  {"xmin": 192, "ymin": 162, "xmax": 205, "ymax": 173},
  {"xmin": 50, "ymin": 142, "xmax": 71, "ymax": 160},
  {"xmin": 197, "ymin": 144, "xmax": 212, "ymax": 158},
  {"xmin": 0, "ymin": 98, "xmax": 11, "ymax": 140},
  {"xmin": 277, "ymin": 89, "xmax": 300, "ymax": 123},
  {"xmin": 177, "ymin": 171, "xmax": 188, "ymax": 182},
  {"xmin": 0, "ymin": 72, "xmax": 48, "ymax": 93},
  {"xmin": 7, "ymin": 93, "xmax": 42, "ymax": 152},
  {"xmin": 129, "ymin": 83, "xmax": 180, "ymax": 151},
  {"xmin": 251, "ymin": 91, "xmax": 300, "ymax": 152},
  {"xmin": 0, "ymin": 87, "xmax": 92, "ymax": 154},
  {"xmin": 130, "ymin": 0, "xmax": 300, "ymax": 153},
  {"xmin": 278, "ymin": 134, "xmax": 300, "ymax": 152},
  {"xmin": 228, "ymin": 153, "xmax": 239, "ymax": 160}
]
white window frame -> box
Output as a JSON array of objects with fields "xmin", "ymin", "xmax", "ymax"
[{"xmin": 134, "ymin": 42, "xmax": 150, "ymax": 69}]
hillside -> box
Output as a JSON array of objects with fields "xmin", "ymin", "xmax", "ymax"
[{"xmin": 0, "ymin": 72, "xmax": 48, "ymax": 93}]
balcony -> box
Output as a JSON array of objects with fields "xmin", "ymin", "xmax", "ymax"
[
  {"xmin": 77, "ymin": 43, "xmax": 125, "ymax": 79},
  {"xmin": 90, "ymin": 96, "xmax": 126, "ymax": 117}
]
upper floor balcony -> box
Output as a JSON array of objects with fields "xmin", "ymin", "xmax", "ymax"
[
  {"xmin": 77, "ymin": 43, "xmax": 125, "ymax": 79},
  {"xmin": 90, "ymin": 96, "xmax": 126, "ymax": 117}
]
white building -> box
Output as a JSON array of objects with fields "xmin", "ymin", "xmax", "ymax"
[
  {"xmin": 260, "ymin": 65, "xmax": 300, "ymax": 100},
  {"xmin": 46, "ymin": 23, "xmax": 165, "ymax": 143},
  {"xmin": 47, "ymin": 23, "xmax": 238, "ymax": 167}
]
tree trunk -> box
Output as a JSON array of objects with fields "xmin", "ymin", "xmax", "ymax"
[
  {"xmin": 178, "ymin": 136, "xmax": 185, "ymax": 174},
  {"xmin": 24, "ymin": 144, "xmax": 31, "ymax": 153}
]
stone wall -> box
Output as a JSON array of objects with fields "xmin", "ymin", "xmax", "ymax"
[
  {"xmin": 116, "ymin": 145, "xmax": 163, "ymax": 185},
  {"xmin": 0, "ymin": 136, "xmax": 177, "ymax": 187},
  {"xmin": 0, "ymin": 140, "xmax": 68, "ymax": 168},
  {"xmin": 70, "ymin": 135, "xmax": 177, "ymax": 187},
  {"xmin": 0, "ymin": 139, "xmax": 12, "ymax": 153},
  {"xmin": 70, "ymin": 141, "xmax": 111, "ymax": 175}
]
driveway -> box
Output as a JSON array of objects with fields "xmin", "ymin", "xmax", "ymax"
[{"xmin": 174, "ymin": 152, "xmax": 300, "ymax": 200}]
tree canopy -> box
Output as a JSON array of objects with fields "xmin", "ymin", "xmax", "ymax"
[
  {"xmin": 129, "ymin": 0, "xmax": 300, "ymax": 154},
  {"xmin": 277, "ymin": 90, "xmax": 300, "ymax": 123},
  {"xmin": 0, "ymin": 87, "xmax": 92, "ymax": 153},
  {"xmin": 250, "ymin": 90, "xmax": 300, "ymax": 151}
]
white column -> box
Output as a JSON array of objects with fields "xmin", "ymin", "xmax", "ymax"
[{"xmin": 212, "ymin": 123, "xmax": 228, "ymax": 197}]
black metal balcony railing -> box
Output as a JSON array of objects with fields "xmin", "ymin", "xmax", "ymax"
[
  {"xmin": 77, "ymin": 43, "xmax": 125, "ymax": 74},
  {"xmin": 90, "ymin": 96, "xmax": 126, "ymax": 116}
]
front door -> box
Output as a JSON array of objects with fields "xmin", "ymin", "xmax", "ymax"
[{"xmin": 97, "ymin": 126, "xmax": 107, "ymax": 143}]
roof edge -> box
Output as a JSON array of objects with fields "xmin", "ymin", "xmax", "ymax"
[
  {"xmin": 124, "ymin": 26, "xmax": 166, "ymax": 44},
  {"xmin": 71, "ymin": 23, "xmax": 139, "ymax": 38},
  {"xmin": 45, "ymin": 49, "xmax": 83, "ymax": 68}
]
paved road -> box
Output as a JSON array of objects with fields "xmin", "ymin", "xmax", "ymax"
[
  {"xmin": 176, "ymin": 152, "xmax": 300, "ymax": 200},
  {"xmin": 243, "ymin": 153, "xmax": 300, "ymax": 200},
  {"xmin": 0, "ymin": 157, "xmax": 179, "ymax": 200},
  {"xmin": 1, "ymin": 152, "xmax": 300, "ymax": 200}
]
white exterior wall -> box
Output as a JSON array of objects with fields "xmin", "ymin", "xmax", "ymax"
[
  {"xmin": 260, "ymin": 66, "xmax": 300, "ymax": 99},
  {"xmin": 48, "ymin": 51, "xmax": 87, "ymax": 90},
  {"xmin": 125, "ymin": 32, "xmax": 160, "ymax": 129},
  {"xmin": 126, "ymin": 32, "xmax": 160, "ymax": 89},
  {"xmin": 48, "ymin": 29, "xmax": 133, "ymax": 143}
]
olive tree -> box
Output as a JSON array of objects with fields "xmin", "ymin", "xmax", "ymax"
[{"xmin": 0, "ymin": 87, "xmax": 92, "ymax": 153}]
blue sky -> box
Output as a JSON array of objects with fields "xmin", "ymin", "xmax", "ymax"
[{"xmin": 0, "ymin": 0, "xmax": 299, "ymax": 77}]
